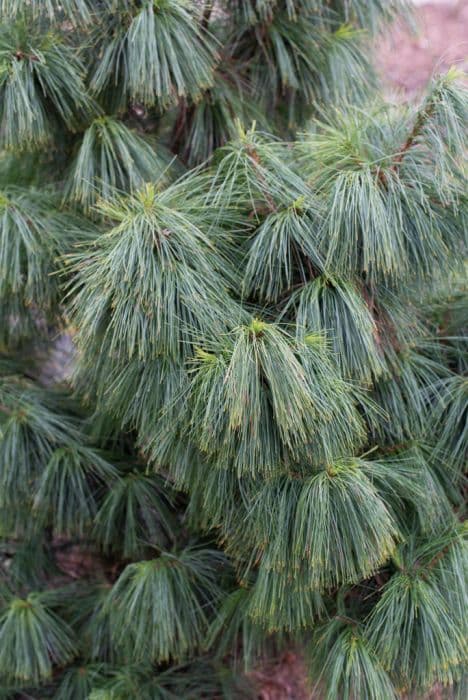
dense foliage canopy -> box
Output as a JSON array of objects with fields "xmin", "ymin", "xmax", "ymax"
[{"xmin": 0, "ymin": 1, "xmax": 466, "ymax": 698}]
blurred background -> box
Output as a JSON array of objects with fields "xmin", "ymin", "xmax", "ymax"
[{"xmin": 378, "ymin": 0, "xmax": 467, "ymax": 96}]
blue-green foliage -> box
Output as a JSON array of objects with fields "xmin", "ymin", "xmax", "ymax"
[{"xmin": 0, "ymin": 1, "xmax": 465, "ymax": 698}]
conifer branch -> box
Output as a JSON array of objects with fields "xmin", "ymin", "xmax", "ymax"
[{"xmin": 0, "ymin": 3, "xmax": 465, "ymax": 696}]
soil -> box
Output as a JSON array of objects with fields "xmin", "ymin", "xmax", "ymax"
[{"xmin": 377, "ymin": 0, "xmax": 468, "ymax": 96}]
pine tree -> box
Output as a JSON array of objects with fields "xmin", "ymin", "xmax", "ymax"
[{"xmin": 0, "ymin": 1, "xmax": 466, "ymax": 698}]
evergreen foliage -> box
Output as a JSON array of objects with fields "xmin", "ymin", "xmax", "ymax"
[
  {"xmin": 105, "ymin": 548, "xmax": 224, "ymax": 663},
  {"xmin": 0, "ymin": 590, "xmax": 76, "ymax": 684},
  {"xmin": 0, "ymin": 1, "xmax": 466, "ymax": 698},
  {"xmin": 64, "ymin": 116, "xmax": 174, "ymax": 212},
  {"xmin": 0, "ymin": 188, "xmax": 81, "ymax": 344}
]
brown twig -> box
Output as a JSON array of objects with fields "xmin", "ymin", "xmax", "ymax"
[
  {"xmin": 201, "ymin": 1, "xmax": 213, "ymax": 30},
  {"xmin": 377, "ymin": 94, "xmax": 437, "ymax": 187},
  {"xmin": 391, "ymin": 97, "xmax": 436, "ymax": 172}
]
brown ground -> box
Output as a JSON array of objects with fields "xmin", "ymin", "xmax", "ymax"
[
  {"xmin": 377, "ymin": 0, "xmax": 468, "ymax": 96},
  {"xmin": 248, "ymin": 652, "xmax": 317, "ymax": 700},
  {"xmin": 254, "ymin": 2, "xmax": 467, "ymax": 698}
]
